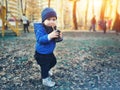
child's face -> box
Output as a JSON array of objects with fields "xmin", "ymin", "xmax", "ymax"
[{"xmin": 43, "ymin": 17, "xmax": 57, "ymax": 27}]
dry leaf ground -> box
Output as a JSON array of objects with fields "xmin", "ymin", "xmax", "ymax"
[{"xmin": 0, "ymin": 31, "xmax": 120, "ymax": 90}]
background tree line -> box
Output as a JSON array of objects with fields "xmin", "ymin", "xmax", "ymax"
[{"xmin": 1, "ymin": 0, "xmax": 120, "ymax": 31}]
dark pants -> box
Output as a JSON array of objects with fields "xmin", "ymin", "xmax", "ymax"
[
  {"xmin": 89, "ymin": 24, "xmax": 96, "ymax": 31},
  {"xmin": 23, "ymin": 24, "xmax": 29, "ymax": 33},
  {"xmin": 34, "ymin": 51, "xmax": 57, "ymax": 79}
]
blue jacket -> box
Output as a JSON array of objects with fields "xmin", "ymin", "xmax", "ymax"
[{"xmin": 34, "ymin": 23, "xmax": 56, "ymax": 54}]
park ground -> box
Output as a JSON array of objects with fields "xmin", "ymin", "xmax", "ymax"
[{"xmin": 0, "ymin": 31, "xmax": 120, "ymax": 90}]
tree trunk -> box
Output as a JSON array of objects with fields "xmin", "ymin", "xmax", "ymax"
[
  {"xmin": 108, "ymin": 0, "xmax": 112, "ymax": 17},
  {"xmin": 73, "ymin": 0, "xmax": 78, "ymax": 30},
  {"xmin": 20, "ymin": 0, "xmax": 23, "ymax": 15},
  {"xmin": 5, "ymin": 0, "xmax": 8, "ymax": 20},
  {"xmin": 48, "ymin": 0, "xmax": 51, "ymax": 7},
  {"xmin": 112, "ymin": 0, "xmax": 120, "ymax": 34},
  {"xmin": 100, "ymin": 0, "xmax": 106, "ymax": 20},
  {"xmin": 85, "ymin": 0, "xmax": 89, "ymax": 29},
  {"xmin": 92, "ymin": 0, "xmax": 94, "ymax": 15},
  {"xmin": 24, "ymin": 0, "xmax": 27, "ymax": 15}
]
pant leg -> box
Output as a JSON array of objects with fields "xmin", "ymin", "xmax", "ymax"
[
  {"xmin": 89, "ymin": 25, "xmax": 92, "ymax": 31},
  {"xmin": 40, "ymin": 54, "xmax": 56, "ymax": 79},
  {"xmin": 40, "ymin": 58, "xmax": 57, "ymax": 79},
  {"xmin": 26, "ymin": 25, "xmax": 29, "ymax": 33},
  {"xmin": 34, "ymin": 51, "xmax": 56, "ymax": 79},
  {"xmin": 25, "ymin": 24, "xmax": 29, "ymax": 33},
  {"xmin": 23, "ymin": 24, "xmax": 26, "ymax": 33},
  {"xmin": 49, "ymin": 54, "xmax": 57, "ymax": 69},
  {"xmin": 40, "ymin": 63, "xmax": 50, "ymax": 79},
  {"xmin": 27, "ymin": 27, "xmax": 29, "ymax": 33},
  {"xmin": 93, "ymin": 24, "xmax": 96, "ymax": 31}
]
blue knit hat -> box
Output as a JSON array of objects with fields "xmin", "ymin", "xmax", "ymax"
[{"xmin": 41, "ymin": 8, "xmax": 57, "ymax": 22}]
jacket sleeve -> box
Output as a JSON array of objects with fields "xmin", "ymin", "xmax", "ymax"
[{"xmin": 34, "ymin": 23, "xmax": 50, "ymax": 44}]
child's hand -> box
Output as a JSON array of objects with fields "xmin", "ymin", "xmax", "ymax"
[{"xmin": 48, "ymin": 30, "xmax": 59, "ymax": 39}]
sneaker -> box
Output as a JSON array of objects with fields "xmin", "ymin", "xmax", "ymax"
[
  {"xmin": 49, "ymin": 70, "xmax": 53, "ymax": 76},
  {"xmin": 42, "ymin": 77, "xmax": 55, "ymax": 87}
]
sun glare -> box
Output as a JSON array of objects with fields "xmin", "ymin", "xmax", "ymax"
[
  {"xmin": 93, "ymin": 0, "xmax": 102, "ymax": 8},
  {"xmin": 77, "ymin": 0, "xmax": 102, "ymax": 20}
]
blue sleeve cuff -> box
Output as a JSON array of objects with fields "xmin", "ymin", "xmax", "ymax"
[{"xmin": 48, "ymin": 34, "xmax": 51, "ymax": 41}]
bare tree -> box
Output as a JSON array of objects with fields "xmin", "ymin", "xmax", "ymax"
[
  {"xmin": 108, "ymin": 0, "xmax": 112, "ymax": 17},
  {"xmin": 73, "ymin": 0, "xmax": 77, "ymax": 29},
  {"xmin": 20, "ymin": 0, "xmax": 23, "ymax": 14},
  {"xmin": 112, "ymin": 12, "xmax": 120, "ymax": 35},
  {"xmin": 70, "ymin": 0, "xmax": 79, "ymax": 30},
  {"xmin": 27, "ymin": 0, "xmax": 40, "ymax": 21},
  {"xmin": 100, "ymin": 0, "xmax": 107, "ymax": 20},
  {"xmin": 92, "ymin": 0, "xmax": 94, "ymax": 15},
  {"xmin": 24, "ymin": 0, "xmax": 27, "ymax": 15},
  {"xmin": 112, "ymin": 0, "xmax": 120, "ymax": 34},
  {"xmin": 4, "ymin": 0, "xmax": 8, "ymax": 20},
  {"xmin": 85, "ymin": 0, "xmax": 89, "ymax": 29},
  {"xmin": 48, "ymin": 0, "xmax": 51, "ymax": 7}
]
